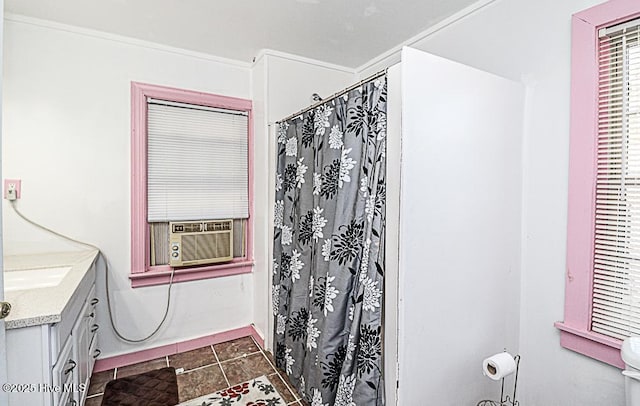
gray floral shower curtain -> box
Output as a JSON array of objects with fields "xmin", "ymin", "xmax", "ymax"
[{"xmin": 273, "ymin": 76, "xmax": 387, "ymax": 406}]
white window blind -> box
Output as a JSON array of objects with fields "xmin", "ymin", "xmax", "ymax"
[
  {"xmin": 147, "ymin": 99, "xmax": 249, "ymax": 222},
  {"xmin": 592, "ymin": 18, "xmax": 640, "ymax": 340}
]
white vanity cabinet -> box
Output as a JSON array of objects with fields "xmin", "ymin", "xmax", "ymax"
[
  {"xmin": 5, "ymin": 253, "xmax": 100, "ymax": 406},
  {"xmin": 70, "ymin": 286, "xmax": 100, "ymax": 406}
]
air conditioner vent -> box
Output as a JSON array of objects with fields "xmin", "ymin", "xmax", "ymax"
[{"xmin": 169, "ymin": 220, "xmax": 233, "ymax": 267}]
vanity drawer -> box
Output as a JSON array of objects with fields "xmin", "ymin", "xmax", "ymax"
[
  {"xmin": 51, "ymin": 338, "xmax": 75, "ymax": 406},
  {"xmin": 50, "ymin": 270, "xmax": 96, "ymax": 363}
]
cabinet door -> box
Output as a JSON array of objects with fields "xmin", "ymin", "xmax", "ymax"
[
  {"xmin": 58, "ymin": 389, "xmax": 73, "ymax": 406},
  {"xmin": 51, "ymin": 337, "xmax": 75, "ymax": 406},
  {"xmin": 71, "ymin": 302, "xmax": 90, "ymax": 405}
]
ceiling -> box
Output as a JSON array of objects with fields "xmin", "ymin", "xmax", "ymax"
[{"xmin": 4, "ymin": 0, "xmax": 481, "ymax": 68}]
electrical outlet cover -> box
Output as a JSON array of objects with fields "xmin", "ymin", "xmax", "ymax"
[{"xmin": 4, "ymin": 179, "xmax": 21, "ymax": 199}]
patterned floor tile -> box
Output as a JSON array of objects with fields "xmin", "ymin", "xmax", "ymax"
[
  {"xmin": 84, "ymin": 395, "xmax": 103, "ymax": 406},
  {"xmin": 176, "ymin": 363, "xmax": 229, "ymax": 402},
  {"xmin": 86, "ymin": 369, "xmax": 114, "ymax": 396},
  {"xmin": 169, "ymin": 346, "xmax": 217, "ymax": 371},
  {"xmin": 220, "ymin": 353, "xmax": 275, "ymax": 386},
  {"xmin": 263, "ymin": 349, "xmax": 277, "ymax": 367},
  {"xmin": 213, "ymin": 336, "xmax": 260, "ymax": 361},
  {"xmin": 116, "ymin": 357, "xmax": 168, "ymax": 379},
  {"xmin": 88, "ymin": 338, "xmax": 307, "ymax": 404},
  {"xmin": 268, "ymin": 372, "xmax": 297, "ymax": 403}
]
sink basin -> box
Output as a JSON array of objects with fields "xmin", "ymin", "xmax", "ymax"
[{"xmin": 4, "ymin": 266, "xmax": 72, "ymax": 292}]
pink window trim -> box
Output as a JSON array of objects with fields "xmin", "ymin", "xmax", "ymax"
[
  {"xmin": 129, "ymin": 261, "xmax": 254, "ymax": 288},
  {"xmin": 130, "ymin": 82, "xmax": 254, "ymax": 287},
  {"xmin": 558, "ymin": 0, "xmax": 640, "ymax": 368}
]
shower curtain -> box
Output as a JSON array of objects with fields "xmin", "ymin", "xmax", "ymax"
[{"xmin": 273, "ymin": 75, "xmax": 387, "ymax": 406}]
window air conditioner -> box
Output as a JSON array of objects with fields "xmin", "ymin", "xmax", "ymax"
[{"xmin": 169, "ymin": 220, "xmax": 233, "ymax": 267}]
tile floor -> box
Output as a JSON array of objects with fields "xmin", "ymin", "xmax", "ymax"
[{"xmin": 85, "ymin": 336, "xmax": 307, "ymax": 405}]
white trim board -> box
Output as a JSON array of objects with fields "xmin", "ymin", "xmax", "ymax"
[
  {"xmin": 4, "ymin": 13, "xmax": 253, "ymax": 69},
  {"xmin": 252, "ymin": 49, "xmax": 355, "ymax": 74}
]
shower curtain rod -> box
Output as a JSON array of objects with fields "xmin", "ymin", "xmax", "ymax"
[{"xmin": 277, "ymin": 68, "xmax": 388, "ymax": 123}]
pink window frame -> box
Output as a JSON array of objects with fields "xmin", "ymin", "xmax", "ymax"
[
  {"xmin": 555, "ymin": 0, "xmax": 640, "ymax": 368},
  {"xmin": 129, "ymin": 82, "xmax": 254, "ymax": 288}
]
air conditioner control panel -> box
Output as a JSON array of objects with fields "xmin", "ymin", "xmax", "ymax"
[{"xmin": 171, "ymin": 243, "xmax": 180, "ymax": 259}]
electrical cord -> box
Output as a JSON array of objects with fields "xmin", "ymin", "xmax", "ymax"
[{"xmin": 9, "ymin": 199, "xmax": 175, "ymax": 343}]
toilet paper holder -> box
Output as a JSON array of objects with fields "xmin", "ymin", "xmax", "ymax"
[{"xmin": 477, "ymin": 353, "xmax": 521, "ymax": 406}]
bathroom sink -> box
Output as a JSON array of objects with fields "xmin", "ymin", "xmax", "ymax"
[{"xmin": 4, "ymin": 266, "xmax": 72, "ymax": 292}]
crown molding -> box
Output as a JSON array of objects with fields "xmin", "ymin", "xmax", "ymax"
[
  {"xmin": 253, "ymin": 49, "xmax": 356, "ymax": 74},
  {"xmin": 4, "ymin": 13, "xmax": 252, "ymax": 69}
]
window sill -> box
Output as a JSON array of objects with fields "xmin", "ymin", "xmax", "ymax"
[
  {"xmin": 129, "ymin": 260, "xmax": 254, "ymax": 288},
  {"xmin": 554, "ymin": 321, "xmax": 624, "ymax": 368}
]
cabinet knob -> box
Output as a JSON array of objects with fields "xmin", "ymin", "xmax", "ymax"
[
  {"xmin": 90, "ymin": 298, "xmax": 99, "ymax": 306},
  {"xmin": 88, "ymin": 312, "xmax": 95, "ymax": 318},
  {"xmin": 68, "ymin": 400, "xmax": 77, "ymax": 406},
  {"xmin": 91, "ymin": 324, "xmax": 99, "ymax": 333},
  {"xmin": 93, "ymin": 349, "xmax": 101, "ymax": 359},
  {"xmin": 64, "ymin": 359, "xmax": 77, "ymax": 375},
  {"xmin": 0, "ymin": 302, "xmax": 11, "ymax": 319}
]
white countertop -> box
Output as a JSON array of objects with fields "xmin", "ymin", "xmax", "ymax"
[{"xmin": 3, "ymin": 250, "xmax": 99, "ymax": 329}]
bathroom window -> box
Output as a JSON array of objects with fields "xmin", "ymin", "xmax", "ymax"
[
  {"xmin": 129, "ymin": 82, "xmax": 254, "ymax": 287},
  {"xmin": 557, "ymin": 1, "xmax": 640, "ymax": 368},
  {"xmin": 590, "ymin": 21, "xmax": 640, "ymax": 341}
]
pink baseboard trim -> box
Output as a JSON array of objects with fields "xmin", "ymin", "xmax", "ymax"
[{"xmin": 93, "ymin": 324, "xmax": 264, "ymax": 373}]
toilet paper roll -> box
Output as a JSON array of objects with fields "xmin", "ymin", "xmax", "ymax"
[{"xmin": 482, "ymin": 352, "xmax": 516, "ymax": 381}]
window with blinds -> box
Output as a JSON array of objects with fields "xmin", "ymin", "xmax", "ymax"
[
  {"xmin": 147, "ymin": 99, "xmax": 249, "ymax": 221},
  {"xmin": 592, "ymin": 17, "xmax": 640, "ymax": 340},
  {"xmin": 146, "ymin": 99, "xmax": 249, "ymax": 266}
]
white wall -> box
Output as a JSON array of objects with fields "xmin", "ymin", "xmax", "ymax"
[
  {"xmin": 260, "ymin": 51, "xmax": 357, "ymax": 121},
  {"xmin": 2, "ymin": 16, "xmax": 255, "ymax": 358},
  {"xmin": 2, "ymin": 15, "xmax": 356, "ymax": 359},
  {"xmin": 359, "ymin": 0, "xmax": 626, "ymax": 405},
  {"xmin": 251, "ymin": 51, "xmax": 355, "ymax": 349},
  {"xmin": 395, "ymin": 47, "xmax": 523, "ymax": 405}
]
